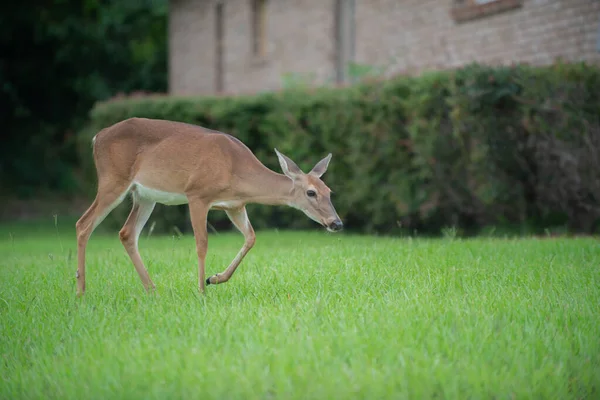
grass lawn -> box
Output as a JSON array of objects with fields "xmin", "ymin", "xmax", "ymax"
[{"xmin": 0, "ymin": 217, "xmax": 599, "ymax": 399}]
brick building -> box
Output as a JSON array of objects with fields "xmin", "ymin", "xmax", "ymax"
[{"xmin": 168, "ymin": 0, "xmax": 600, "ymax": 95}]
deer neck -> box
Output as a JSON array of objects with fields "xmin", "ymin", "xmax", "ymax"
[{"xmin": 239, "ymin": 167, "xmax": 295, "ymax": 206}]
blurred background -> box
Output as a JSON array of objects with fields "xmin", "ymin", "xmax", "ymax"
[{"xmin": 2, "ymin": 0, "xmax": 600, "ymax": 237}]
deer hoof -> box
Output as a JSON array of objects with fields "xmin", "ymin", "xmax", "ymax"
[{"xmin": 206, "ymin": 274, "xmax": 221, "ymax": 285}]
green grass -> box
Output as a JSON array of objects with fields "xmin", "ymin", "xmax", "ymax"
[{"xmin": 0, "ymin": 217, "xmax": 599, "ymax": 399}]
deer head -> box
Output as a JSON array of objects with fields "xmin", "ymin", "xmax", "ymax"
[{"xmin": 274, "ymin": 148, "xmax": 343, "ymax": 232}]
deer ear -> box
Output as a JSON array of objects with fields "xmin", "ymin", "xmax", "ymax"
[
  {"xmin": 274, "ymin": 148, "xmax": 303, "ymax": 179},
  {"xmin": 309, "ymin": 153, "xmax": 332, "ymax": 178}
]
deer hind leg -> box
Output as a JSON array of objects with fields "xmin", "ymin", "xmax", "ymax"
[
  {"xmin": 119, "ymin": 190, "xmax": 156, "ymax": 292},
  {"xmin": 76, "ymin": 180, "xmax": 132, "ymax": 296},
  {"xmin": 206, "ymin": 206, "xmax": 255, "ymax": 286}
]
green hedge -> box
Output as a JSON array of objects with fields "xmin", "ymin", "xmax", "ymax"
[{"xmin": 77, "ymin": 62, "xmax": 600, "ymax": 236}]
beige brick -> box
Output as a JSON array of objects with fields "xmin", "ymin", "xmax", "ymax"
[{"xmin": 168, "ymin": 0, "xmax": 600, "ymax": 95}]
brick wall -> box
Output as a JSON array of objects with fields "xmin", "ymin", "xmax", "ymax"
[
  {"xmin": 355, "ymin": 0, "xmax": 600, "ymax": 76},
  {"xmin": 221, "ymin": 0, "xmax": 336, "ymax": 94},
  {"xmin": 168, "ymin": 0, "xmax": 600, "ymax": 95},
  {"xmin": 168, "ymin": 0, "xmax": 216, "ymax": 94}
]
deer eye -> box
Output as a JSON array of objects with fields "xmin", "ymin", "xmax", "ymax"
[{"xmin": 307, "ymin": 190, "xmax": 316, "ymax": 198}]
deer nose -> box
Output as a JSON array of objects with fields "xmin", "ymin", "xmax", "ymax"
[{"xmin": 329, "ymin": 219, "xmax": 343, "ymax": 232}]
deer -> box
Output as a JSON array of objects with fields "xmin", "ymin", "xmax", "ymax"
[{"xmin": 75, "ymin": 117, "xmax": 343, "ymax": 296}]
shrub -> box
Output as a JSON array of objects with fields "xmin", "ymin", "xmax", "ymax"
[{"xmin": 76, "ymin": 62, "xmax": 600, "ymax": 235}]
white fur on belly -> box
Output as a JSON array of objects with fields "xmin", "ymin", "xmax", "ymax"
[
  {"xmin": 211, "ymin": 200, "xmax": 242, "ymax": 209},
  {"xmin": 134, "ymin": 184, "xmax": 242, "ymax": 209},
  {"xmin": 135, "ymin": 183, "xmax": 189, "ymax": 206}
]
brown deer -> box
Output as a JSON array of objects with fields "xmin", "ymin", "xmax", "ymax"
[{"xmin": 75, "ymin": 117, "xmax": 343, "ymax": 296}]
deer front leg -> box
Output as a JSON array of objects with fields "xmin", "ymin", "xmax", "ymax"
[
  {"xmin": 206, "ymin": 206, "xmax": 255, "ymax": 285},
  {"xmin": 188, "ymin": 198, "xmax": 210, "ymax": 293}
]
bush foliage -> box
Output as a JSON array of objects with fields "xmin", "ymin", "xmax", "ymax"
[{"xmin": 77, "ymin": 62, "xmax": 600, "ymax": 235}]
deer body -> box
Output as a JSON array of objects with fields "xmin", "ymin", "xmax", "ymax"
[{"xmin": 76, "ymin": 117, "xmax": 342, "ymax": 296}]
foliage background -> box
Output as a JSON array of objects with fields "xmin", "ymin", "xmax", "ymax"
[
  {"xmin": 1, "ymin": 0, "xmax": 168, "ymax": 197},
  {"xmin": 79, "ymin": 63, "xmax": 600, "ymax": 236},
  {"xmin": 2, "ymin": 1, "xmax": 599, "ymax": 236}
]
